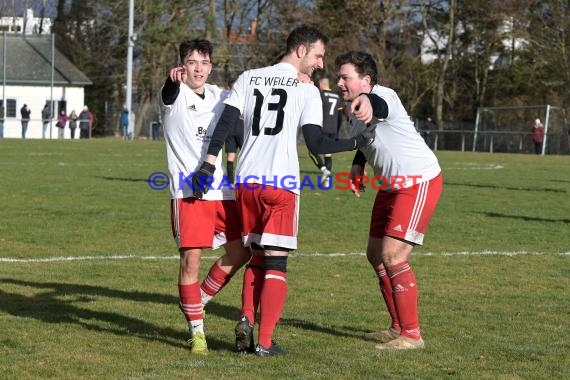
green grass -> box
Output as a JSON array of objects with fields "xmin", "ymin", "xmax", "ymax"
[{"xmin": 1, "ymin": 139, "xmax": 569, "ymax": 379}]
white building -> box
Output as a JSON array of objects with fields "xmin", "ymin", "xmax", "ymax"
[
  {"xmin": 420, "ymin": 19, "xmax": 528, "ymax": 69},
  {"xmin": 0, "ymin": 34, "xmax": 91, "ymax": 139},
  {"xmin": 0, "ymin": 8, "xmax": 53, "ymax": 35}
]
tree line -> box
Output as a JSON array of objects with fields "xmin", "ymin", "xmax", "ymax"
[{"xmin": 11, "ymin": 0, "xmax": 568, "ymax": 136}]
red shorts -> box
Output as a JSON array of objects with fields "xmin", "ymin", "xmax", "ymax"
[
  {"xmin": 170, "ymin": 198, "xmax": 241, "ymax": 249},
  {"xmin": 235, "ymin": 185, "xmax": 299, "ymax": 249},
  {"xmin": 369, "ymin": 173, "xmax": 442, "ymax": 245}
]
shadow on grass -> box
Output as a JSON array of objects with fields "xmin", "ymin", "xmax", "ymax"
[
  {"xmin": 481, "ymin": 211, "xmax": 570, "ymax": 224},
  {"xmin": 445, "ymin": 181, "xmax": 567, "ymax": 193},
  {"xmin": 1, "ymin": 278, "xmax": 355, "ymax": 346},
  {"xmin": 0, "ymin": 278, "xmax": 235, "ymax": 352},
  {"xmin": 280, "ymin": 317, "xmax": 365, "ymax": 339}
]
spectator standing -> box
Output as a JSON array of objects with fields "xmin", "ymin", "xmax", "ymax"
[
  {"xmin": 0, "ymin": 102, "xmax": 4, "ymax": 138},
  {"xmin": 151, "ymin": 116, "xmax": 161, "ymax": 141},
  {"xmin": 68, "ymin": 110, "xmax": 78, "ymax": 139},
  {"xmin": 41, "ymin": 103, "xmax": 51, "ymax": 139},
  {"xmin": 120, "ymin": 104, "xmax": 130, "ymax": 140},
  {"xmin": 532, "ymin": 118, "xmax": 544, "ymax": 155},
  {"xmin": 20, "ymin": 104, "xmax": 31, "ymax": 139},
  {"xmin": 420, "ymin": 117, "xmax": 435, "ymax": 148},
  {"xmin": 56, "ymin": 109, "xmax": 68, "ymax": 139},
  {"xmin": 79, "ymin": 106, "xmax": 92, "ymax": 139}
]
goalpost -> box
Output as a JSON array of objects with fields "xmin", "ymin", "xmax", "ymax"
[{"xmin": 473, "ymin": 105, "xmax": 568, "ymax": 155}]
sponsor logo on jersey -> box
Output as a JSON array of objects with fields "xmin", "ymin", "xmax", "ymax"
[
  {"xmin": 393, "ymin": 225, "xmax": 403, "ymax": 232},
  {"xmin": 195, "ymin": 126, "xmax": 209, "ymax": 142},
  {"xmin": 187, "ymin": 104, "xmax": 197, "ymax": 111}
]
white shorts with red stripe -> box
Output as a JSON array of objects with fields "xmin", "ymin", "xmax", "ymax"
[
  {"xmin": 235, "ymin": 185, "xmax": 299, "ymax": 249},
  {"xmin": 370, "ymin": 173, "xmax": 442, "ymax": 245}
]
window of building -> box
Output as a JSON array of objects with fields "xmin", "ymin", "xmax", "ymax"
[{"xmin": 1, "ymin": 99, "xmax": 17, "ymax": 117}]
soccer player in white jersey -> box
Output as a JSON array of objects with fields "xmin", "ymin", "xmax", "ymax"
[
  {"xmin": 191, "ymin": 26, "xmax": 375, "ymax": 356},
  {"xmin": 160, "ymin": 39, "xmax": 251, "ymax": 355},
  {"xmin": 336, "ymin": 51, "xmax": 443, "ymax": 350}
]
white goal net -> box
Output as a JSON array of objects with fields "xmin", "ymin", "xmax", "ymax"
[{"xmin": 473, "ymin": 105, "xmax": 568, "ymax": 155}]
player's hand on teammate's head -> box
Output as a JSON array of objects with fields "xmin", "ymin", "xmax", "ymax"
[
  {"xmin": 351, "ymin": 94, "xmax": 373, "ymax": 124},
  {"xmin": 191, "ymin": 162, "xmax": 216, "ymax": 199}
]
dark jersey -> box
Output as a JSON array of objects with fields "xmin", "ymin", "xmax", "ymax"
[{"xmin": 320, "ymin": 89, "xmax": 342, "ymax": 136}]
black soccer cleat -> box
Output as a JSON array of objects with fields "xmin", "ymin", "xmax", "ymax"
[
  {"xmin": 255, "ymin": 342, "xmax": 288, "ymax": 357},
  {"xmin": 235, "ymin": 316, "xmax": 255, "ymax": 353}
]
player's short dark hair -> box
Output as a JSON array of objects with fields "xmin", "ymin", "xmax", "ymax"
[
  {"xmin": 179, "ymin": 39, "xmax": 213, "ymax": 62},
  {"xmin": 286, "ymin": 25, "xmax": 328, "ymax": 54},
  {"xmin": 335, "ymin": 51, "xmax": 378, "ymax": 85}
]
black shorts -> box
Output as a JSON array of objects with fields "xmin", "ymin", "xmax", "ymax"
[{"xmin": 225, "ymin": 133, "xmax": 243, "ymax": 154}]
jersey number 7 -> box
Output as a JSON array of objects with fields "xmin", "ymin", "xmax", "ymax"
[{"xmin": 252, "ymin": 88, "xmax": 287, "ymax": 136}]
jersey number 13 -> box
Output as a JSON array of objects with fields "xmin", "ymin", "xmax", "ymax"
[{"xmin": 252, "ymin": 88, "xmax": 287, "ymax": 136}]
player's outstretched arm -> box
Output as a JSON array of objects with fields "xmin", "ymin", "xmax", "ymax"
[
  {"xmin": 302, "ymin": 123, "xmax": 375, "ymax": 155},
  {"xmin": 161, "ymin": 66, "xmax": 186, "ymax": 105}
]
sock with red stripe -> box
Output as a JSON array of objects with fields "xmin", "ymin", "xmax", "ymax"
[
  {"xmin": 200, "ymin": 262, "xmax": 232, "ymax": 306},
  {"xmin": 240, "ymin": 254, "xmax": 265, "ymax": 323},
  {"xmin": 387, "ymin": 261, "xmax": 420, "ymax": 340},
  {"xmin": 258, "ymin": 256, "xmax": 288, "ymax": 348},
  {"xmin": 178, "ymin": 282, "xmax": 204, "ymax": 335},
  {"xmin": 376, "ymin": 268, "xmax": 400, "ymax": 331}
]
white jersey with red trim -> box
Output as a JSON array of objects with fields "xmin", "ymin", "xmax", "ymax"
[
  {"xmin": 223, "ymin": 62, "xmax": 323, "ymax": 195},
  {"xmin": 354, "ymin": 84, "xmax": 441, "ymax": 190},
  {"xmin": 161, "ymin": 82, "xmax": 234, "ymax": 200}
]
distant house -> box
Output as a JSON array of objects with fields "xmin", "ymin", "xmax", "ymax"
[
  {"xmin": 0, "ymin": 34, "xmax": 92, "ymax": 139},
  {"xmin": 420, "ymin": 19, "xmax": 528, "ymax": 69}
]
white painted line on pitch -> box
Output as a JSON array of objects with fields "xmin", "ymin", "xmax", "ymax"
[
  {"xmin": 445, "ymin": 163, "xmax": 505, "ymax": 170},
  {"xmin": 1, "ymin": 251, "xmax": 569, "ymax": 263}
]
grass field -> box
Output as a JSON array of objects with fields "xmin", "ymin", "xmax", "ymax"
[{"xmin": 1, "ymin": 139, "xmax": 569, "ymax": 379}]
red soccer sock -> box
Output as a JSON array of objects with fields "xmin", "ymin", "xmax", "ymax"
[
  {"xmin": 377, "ymin": 268, "xmax": 400, "ymax": 330},
  {"xmin": 258, "ymin": 269, "xmax": 287, "ymax": 348},
  {"xmin": 201, "ymin": 262, "xmax": 232, "ymax": 298},
  {"xmin": 178, "ymin": 282, "xmax": 203, "ymax": 322},
  {"xmin": 387, "ymin": 261, "xmax": 421, "ymax": 340},
  {"xmin": 241, "ymin": 255, "xmax": 265, "ymax": 323}
]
